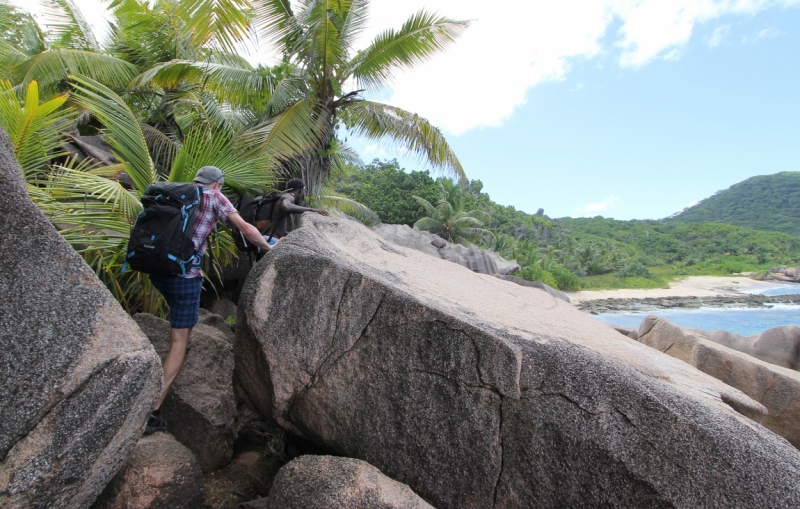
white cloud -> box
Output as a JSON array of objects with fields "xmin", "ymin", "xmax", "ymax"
[
  {"xmin": 15, "ymin": 0, "xmax": 799, "ymax": 136},
  {"xmin": 361, "ymin": 0, "xmax": 800, "ymax": 134},
  {"xmin": 743, "ymin": 26, "xmax": 785, "ymax": 42},
  {"xmin": 576, "ymin": 196, "xmax": 620, "ymax": 216},
  {"xmin": 706, "ymin": 25, "xmax": 730, "ymax": 47}
]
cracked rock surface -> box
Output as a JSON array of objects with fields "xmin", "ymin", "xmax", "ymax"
[
  {"xmin": 0, "ymin": 128, "xmax": 162, "ymax": 507},
  {"xmin": 237, "ymin": 214, "xmax": 800, "ymax": 509}
]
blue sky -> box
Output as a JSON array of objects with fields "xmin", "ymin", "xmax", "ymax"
[
  {"xmin": 351, "ymin": 1, "xmax": 800, "ymax": 220},
  {"xmin": 16, "ymin": 0, "xmax": 800, "ymax": 220}
]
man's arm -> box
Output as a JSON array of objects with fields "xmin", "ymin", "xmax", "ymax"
[
  {"xmin": 228, "ymin": 212, "xmax": 272, "ymax": 252},
  {"xmin": 280, "ymin": 195, "xmax": 330, "ymax": 216}
]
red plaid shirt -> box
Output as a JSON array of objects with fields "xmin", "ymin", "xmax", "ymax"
[{"xmin": 184, "ymin": 186, "xmax": 236, "ymax": 278}]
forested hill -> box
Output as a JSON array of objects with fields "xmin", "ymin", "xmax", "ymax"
[
  {"xmin": 335, "ymin": 160, "xmax": 800, "ymax": 290},
  {"xmin": 668, "ymin": 172, "xmax": 800, "ymax": 236}
]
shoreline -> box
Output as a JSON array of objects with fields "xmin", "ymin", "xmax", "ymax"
[
  {"xmin": 566, "ymin": 276, "xmax": 800, "ymax": 314},
  {"xmin": 567, "ymin": 276, "xmax": 791, "ymax": 303}
]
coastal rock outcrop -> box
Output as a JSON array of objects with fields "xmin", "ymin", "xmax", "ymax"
[
  {"xmin": 260, "ymin": 455, "xmax": 433, "ymax": 509},
  {"xmin": 639, "ymin": 316, "xmax": 800, "ymax": 448},
  {"xmin": 134, "ymin": 313, "xmax": 236, "ymax": 472},
  {"xmin": 762, "ymin": 265, "xmax": 800, "ymax": 282},
  {"xmin": 372, "ymin": 223, "xmax": 520, "ymax": 275},
  {"xmin": 0, "ymin": 128, "xmax": 162, "ymax": 507},
  {"xmin": 704, "ymin": 325, "xmax": 800, "ymax": 371},
  {"xmin": 236, "ymin": 214, "xmax": 800, "ymax": 509},
  {"xmin": 92, "ymin": 432, "xmax": 205, "ymax": 509}
]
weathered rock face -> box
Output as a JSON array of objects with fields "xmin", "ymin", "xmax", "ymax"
[
  {"xmin": 373, "ymin": 223, "xmax": 520, "ymax": 275},
  {"xmin": 92, "ymin": 432, "xmax": 205, "ymax": 509},
  {"xmin": 264, "ymin": 455, "xmax": 433, "ymax": 509},
  {"xmin": 134, "ymin": 313, "xmax": 236, "ymax": 472},
  {"xmin": 639, "ymin": 316, "xmax": 800, "ymax": 448},
  {"xmin": 236, "ymin": 215, "xmax": 800, "ymax": 509},
  {"xmin": 0, "ymin": 128, "xmax": 161, "ymax": 507}
]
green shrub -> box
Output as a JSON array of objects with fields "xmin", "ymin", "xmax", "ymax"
[
  {"xmin": 617, "ymin": 261, "xmax": 652, "ymax": 279},
  {"xmin": 519, "ymin": 265, "xmax": 559, "ymax": 288},
  {"xmin": 550, "ymin": 265, "xmax": 580, "ymax": 291}
]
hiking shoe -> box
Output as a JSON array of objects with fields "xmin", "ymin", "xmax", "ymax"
[{"xmin": 144, "ymin": 413, "xmax": 167, "ymax": 435}]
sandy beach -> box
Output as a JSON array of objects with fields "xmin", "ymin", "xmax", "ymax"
[{"xmin": 567, "ymin": 276, "xmax": 794, "ymax": 303}]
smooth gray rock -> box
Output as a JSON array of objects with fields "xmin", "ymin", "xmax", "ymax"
[
  {"xmin": 372, "ymin": 223, "xmax": 520, "ymax": 275},
  {"xmin": 236, "ymin": 214, "xmax": 800, "ymax": 509},
  {"xmin": 92, "ymin": 432, "xmax": 204, "ymax": 509},
  {"xmin": 639, "ymin": 316, "xmax": 800, "ymax": 448},
  {"xmin": 134, "ymin": 313, "xmax": 236, "ymax": 472},
  {"xmin": 264, "ymin": 455, "xmax": 433, "ymax": 509},
  {"xmin": 0, "ymin": 128, "xmax": 162, "ymax": 507}
]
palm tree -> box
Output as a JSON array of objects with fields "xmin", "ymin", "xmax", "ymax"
[
  {"xmin": 0, "ymin": 1, "xmax": 139, "ymax": 94},
  {"xmin": 135, "ymin": 0, "xmax": 469, "ymax": 197},
  {"xmin": 413, "ymin": 181, "xmax": 495, "ymax": 247}
]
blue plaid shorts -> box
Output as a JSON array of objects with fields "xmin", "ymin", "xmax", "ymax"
[{"xmin": 149, "ymin": 275, "xmax": 204, "ymax": 329}]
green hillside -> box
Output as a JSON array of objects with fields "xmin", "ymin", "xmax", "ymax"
[
  {"xmin": 335, "ymin": 160, "xmax": 800, "ymax": 291},
  {"xmin": 668, "ymin": 172, "xmax": 800, "ymax": 235}
]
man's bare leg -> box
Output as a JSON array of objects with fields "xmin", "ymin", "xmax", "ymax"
[{"xmin": 155, "ymin": 327, "xmax": 192, "ymax": 409}]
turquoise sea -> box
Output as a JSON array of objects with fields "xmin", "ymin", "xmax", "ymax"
[{"xmin": 592, "ymin": 284, "xmax": 800, "ymax": 337}]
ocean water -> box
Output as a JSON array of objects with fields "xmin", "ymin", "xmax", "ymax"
[{"xmin": 593, "ymin": 304, "xmax": 800, "ymax": 337}]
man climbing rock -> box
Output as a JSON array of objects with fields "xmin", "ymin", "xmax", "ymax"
[
  {"xmin": 145, "ymin": 166, "xmax": 271, "ymax": 434},
  {"xmin": 255, "ymin": 178, "xmax": 330, "ymax": 246}
]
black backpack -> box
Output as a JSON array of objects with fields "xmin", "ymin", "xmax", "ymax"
[
  {"xmin": 231, "ymin": 193, "xmax": 284, "ymax": 253},
  {"xmin": 123, "ymin": 183, "xmax": 204, "ymax": 276}
]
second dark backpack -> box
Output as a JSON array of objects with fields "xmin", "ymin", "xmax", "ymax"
[
  {"xmin": 231, "ymin": 193, "xmax": 282, "ymax": 253},
  {"xmin": 124, "ymin": 183, "xmax": 203, "ymax": 276}
]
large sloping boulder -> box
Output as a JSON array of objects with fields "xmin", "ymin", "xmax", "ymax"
[
  {"xmin": 0, "ymin": 128, "xmax": 162, "ymax": 507},
  {"xmin": 639, "ymin": 316, "xmax": 800, "ymax": 448},
  {"xmin": 373, "ymin": 223, "xmax": 520, "ymax": 275},
  {"xmin": 134, "ymin": 313, "xmax": 236, "ymax": 472},
  {"xmin": 264, "ymin": 455, "xmax": 433, "ymax": 509},
  {"xmin": 236, "ymin": 215, "xmax": 800, "ymax": 509},
  {"xmin": 92, "ymin": 432, "xmax": 204, "ymax": 509}
]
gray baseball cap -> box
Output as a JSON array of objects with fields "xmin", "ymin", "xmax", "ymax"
[{"xmin": 193, "ymin": 166, "xmax": 224, "ymax": 184}]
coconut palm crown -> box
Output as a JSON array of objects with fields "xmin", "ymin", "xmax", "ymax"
[{"xmin": 137, "ymin": 0, "xmax": 469, "ymax": 197}]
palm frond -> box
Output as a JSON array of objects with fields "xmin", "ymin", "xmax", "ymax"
[
  {"xmin": 175, "ymin": 0, "xmax": 255, "ymax": 55},
  {"xmin": 132, "ymin": 60, "xmax": 275, "ymax": 111},
  {"xmin": 69, "ymin": 74, "xmax": 157, "ymax": 191},
  {"xmin": 141, "ymin": 124, "xmax": 180, "ymax": 173},
  {"xmin": 34, "ymin": 165, "xmax": 143, "ymax": 222},
  {"xmin": 411, "ymin": 194, "xmax": 439, "ymax": 219},
  {"xmin": 243, "ymin": 98, "xmax": 328, "ymax": 161},
  {"xmin": 337, "ymin": 0, "xmax": 369, "ymax": 51},
  {"xmin": 169, "ymin": 126, "xmax": 275, "ymax": 194},
  {"xmin": 321, "ymin": 195, "xmax": 380, "ymax": 226},
  {"xmin": 342, "ymin": 100, "xmax": 465, "ymax": 181},
  {"xmin": 0, "ymin": 41, "xmax": 30, "ymax": 81},
  {"xmin": 0, "ymin": 80, "xmax": 73, "ymax": 176},
  {"xmin": 19, "ymin": 49, "xmax": 140, "ymax": 89},
  {"xmin": 350, "ymin": 10, "xmax": 468, "ymax": 92},
  {"xmin": 251, "ymin": 0, "xmax": 297, "ymax": 47},
  {"xmin": 41, "ymin": 0, "xmax": 100, "ymax": 51}
]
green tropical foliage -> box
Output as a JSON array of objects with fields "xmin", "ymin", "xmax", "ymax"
[
  {"xmin": 1, "ymin": 0, "xmax": 469, "ymax": 315},
  {"xmin": 0, "ymin": 1, "xmax": 139, "ymax": 92},
  {"xmin": 133, "ymin": 1, "xmax": 469, "ymax": 196},
  {"xmin": 334, "ymin": 159, "xmax": 439, "ymax": 226},
  {"xmin": 413, "ymin": 180, "xmax": 496, "ymax": 247},
  {"xmin": 334, "ymin": 160, "xmax": 800, "ymax": 291}
]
